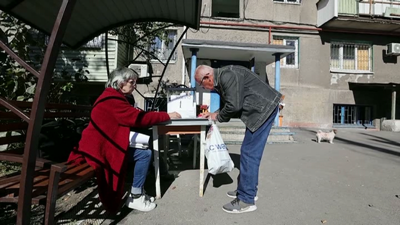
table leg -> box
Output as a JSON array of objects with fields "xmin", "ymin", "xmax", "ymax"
[
  {"xmin": 152, "ymin": 126, "xmax": 161, "ymax": 199},
  {"xmin": 199, "ymin": 126, "xmax": 206, "ymax": 197},
  {"xmin": 193, "ymin": 134, "xmax": 198, "ymax": 169},
  {"xmin": 164, "ymin": 134, "xmax": 169, "ymax": 166}
]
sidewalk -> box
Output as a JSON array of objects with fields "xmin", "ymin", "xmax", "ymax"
[{"xmin": 117, "ymin": 128, "xmax": 400, "ymax": 225}]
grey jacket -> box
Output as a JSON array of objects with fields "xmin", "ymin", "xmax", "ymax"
[{"xmin": 214, "ymin": 65, "xmax": 282, "ymax": 132}]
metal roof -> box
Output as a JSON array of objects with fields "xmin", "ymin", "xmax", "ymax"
[
  {"xmin": 182, "ymin": 39, "xmax": 295, "ymax": 64},
  {"xmin": 0, "ymin": 0, "xmax": 201, "ymax": 48}
]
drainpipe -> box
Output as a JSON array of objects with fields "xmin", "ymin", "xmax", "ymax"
[{"xmin": 181, "ymin": 26, "xmax": 187, "ymax": 85}]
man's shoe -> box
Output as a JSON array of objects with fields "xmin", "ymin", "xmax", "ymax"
[
  {"xmin": 226, "ymin": 190, "xmax": 258, "ymax": 201},
  {"xmin": 222, "ymin": 198, "xmax": 257, "ymax": 214},
  {"xmin": 126, "ymin": 194, "xmax": 156, "ymax": 212}
]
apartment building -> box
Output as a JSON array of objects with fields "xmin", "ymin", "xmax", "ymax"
[{"xmin": 134, "ymin": 0, "xmax": 400, "ymax": 129}]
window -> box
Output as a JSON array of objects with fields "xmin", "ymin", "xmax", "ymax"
[
  {"xmin": 274, "ymin": 0, "xmax": 301, "ymax": 4},
  {"xmin": 212, "ymin": 0, "xmax": 240, "ymax": 18},
  {"xmin": 151, "ymin": 30, "xmax": 177, "ymax": 62},
  {"xmin": 330, "ymin": 42, "xmax": 372, "ymax": 72},
  {"xmin": 45, "ymin": 35, "xmax": 103, "ymax": 49},
  {"xmin": 333, "ymin": 104, "xmax": 373, "ymax": 126},
  {"xmin": 272, "ymin": 36, "xmax": 299, "ymax": 68}
]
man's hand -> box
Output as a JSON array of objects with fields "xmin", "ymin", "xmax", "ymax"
[
  {"xmin": 201, "ymin": 112, "xmax": 218, "ymax": 121},
  {"xmin": 168, "ymin": 112, "xmax": 181, "ymax": 119}
]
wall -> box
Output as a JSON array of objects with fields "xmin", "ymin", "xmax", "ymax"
[{"xmin": 53, "ymin": 34, "xmax": 117, "ymax": 83}]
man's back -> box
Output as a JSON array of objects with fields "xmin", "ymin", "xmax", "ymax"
[{"xmin": 215, "ymin": 65, "xmax": 281, "ymax": 132}]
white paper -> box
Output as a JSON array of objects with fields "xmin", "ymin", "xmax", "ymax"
[
  {"xmin": 167, "ymin": 94, "xmax": 196, "ymax": 119},
  {"xmin": 129, "ymin": 131, "xmax": 150, "ymax": 148}
]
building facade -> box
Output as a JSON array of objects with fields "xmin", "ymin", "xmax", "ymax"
[{"xmin": 134, "ymin": 0, "xmax": 400, "ymax": 129}]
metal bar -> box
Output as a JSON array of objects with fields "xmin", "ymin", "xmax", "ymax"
[
  {"xmin": 0, "ymin": 41, "xmax": 40, "ymax": 78},
  {"xmin": 152, "ymin": 126, "xmax": 161, "ymax": 199},
  {"xmin": 151, "ymin": 26, "xmax": 189, "ymax": 111},
  {"xmin": 0, "ymin": 97, "xmax": 30, "ymax": 122},
  {"xmin": 105, "ymin": 32, "xmax": 110, "ymax": 79},
  {"xmin": 199, "ymin": 125, "xmax": 206, "ymax": 197},
  {"xmin": 274, "ymin": 53, "xmax": 281, "ymax": 127},
  {"xmin": 190, "ymin": 48, "xmax": 198, "ymax": 95},
  {"xmin": 341, "ymin": 106, "xmax": 345, "ymax": 124},
  {"xmin": 16, "ymin": 0, "xmax": 77, "ymax": 224},
  {"xmin": 392, "ymin": 89, "xmax": 396, "ymax": 120}
]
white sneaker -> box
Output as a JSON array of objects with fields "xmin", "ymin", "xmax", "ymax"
[{"xmin": 126, "ymin": 194, "xmax": 156, "ymax": 212}]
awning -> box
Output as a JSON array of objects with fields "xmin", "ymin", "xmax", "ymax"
[
  {"xmin": 0, "ymin": 0, "xmax": 201, "ymax": 48},
  {"xmin": 182, "ymin": 39, "xmax": 295, "ymax": 64},
  {"xmin": 349, "ymin": 82, "xmax": 400, "ymax": 91}
]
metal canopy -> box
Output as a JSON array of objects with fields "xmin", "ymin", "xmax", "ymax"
[
  {"xmin": 182, "ymin": 39, "xmax": 295, "ymax": 64},
  {"xmin": 0, "ymin": 0, "xmax": 202, "ymax": 224},
  {"xmin": 0, "ymin": 0, "xmax": 201, "ymax": 48}
]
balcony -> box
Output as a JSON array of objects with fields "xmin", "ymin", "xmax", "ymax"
[{"xmin": 317, "ymin": 0, "xmax": 400, "ymax": 33}]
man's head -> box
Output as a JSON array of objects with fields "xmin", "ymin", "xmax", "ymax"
[{"xmin": 195, "ymin": 65, "xmax": 214, "ymax": 90}]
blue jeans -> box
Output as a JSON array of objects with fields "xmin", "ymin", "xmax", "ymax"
[
  {"xmin": 237, "ymin": 107, "xmax": 278, "ymax": 204},
  {"xmin": 128, "ymin": 148, "xmax": 152, "ymax": 195}
]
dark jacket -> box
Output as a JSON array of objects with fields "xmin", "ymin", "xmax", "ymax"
[{"xmin": 214, "ymin": 65, "xmax": 282, "ymax": 132}]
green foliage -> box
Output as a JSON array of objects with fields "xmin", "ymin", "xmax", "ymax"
[{"xmin": 0, "ymin": 12, "xmax": 76, "ymax": 103}]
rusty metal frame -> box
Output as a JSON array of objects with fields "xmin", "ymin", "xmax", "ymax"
[{"xmin": 0, "ymin": 0, "xmax": 77, "ymax": 224}]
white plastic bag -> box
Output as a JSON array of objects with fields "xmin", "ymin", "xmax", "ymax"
[{"xmin": 205, "ymin": 123, "xmax": 234, "ymax": 175}]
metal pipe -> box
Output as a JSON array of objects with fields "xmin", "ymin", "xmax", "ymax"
[
  {"xmin": 151, "ymin": 26, "xmax": 189, "ymax": 111},
  {"xmin": 201, "ymin": 21, "xmax": 322, "ymax": 31},
  {"xmin": 16, "ymin": 0, "xmax": 77, "ymax": 224},
  {"xmin": 200, "ymin": 21, "xmax": 400, "ymax": 37},
  {"xmin": 105, "ymin": 32, "xmax": 111, "ymax": 79},
  {"xmin": 190, "ymin": 48, "xmax": 198, "ymax": 104},
  {"xmin": 274, "ymin": 53, "xmax": 281, "ymax": 127},
  {"xmin": 268, "ymin": 26, "xmax": 272, "ymax": 44},
  {"xmin": 392, "ymin": 89, "xmax": 396, "ymax": 120},
  {"xmin": 181, "ymin": 26, "xmax": 187, "ymax": 85}
]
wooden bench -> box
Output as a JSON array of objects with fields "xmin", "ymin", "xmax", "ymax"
[{"xmin": 0, "ymin": 100, "xmax": 94, "ymax": 224}]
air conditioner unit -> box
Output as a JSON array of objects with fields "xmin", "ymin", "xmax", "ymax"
[
  {"xmin": 128, "ymin": 64, "xmax": 149, "ymax": 78},
  {"xmin": 387, "ymin": 43, "xmax": 400, "ymax": 56}
]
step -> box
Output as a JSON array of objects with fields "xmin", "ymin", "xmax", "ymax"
[
  {"xmin": 218, "ymin": 128, "xmax": 292, "ymax": 134},
  {"xmin": 225, "ymin": 140, "xmax": 297, "ymax": 145}
]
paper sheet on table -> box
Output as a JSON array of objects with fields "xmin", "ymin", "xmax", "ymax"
[
  {"xmin": 167, "ymin": 94, "xmax": 196, "ymax": 119},
  {"xmin": 129, "ymin": 131, "xmax": 150, "ymax": 149}
]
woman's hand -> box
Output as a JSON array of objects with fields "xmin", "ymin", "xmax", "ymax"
[{"xmin": 168, "ymin": 112, "xmax": 182, "ymax": 119}]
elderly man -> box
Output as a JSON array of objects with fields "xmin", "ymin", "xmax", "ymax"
[{"xmin": 195, "ymin": 65, "xmax": 281, "ymax": 214}]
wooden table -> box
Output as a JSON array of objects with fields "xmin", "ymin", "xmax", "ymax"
[{"xmin": 152, "ymin": 118, "xmax": 211, "ymax": 199}]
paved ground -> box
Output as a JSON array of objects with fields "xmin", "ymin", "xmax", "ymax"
[{"xmin": 115, "ymin": 128, "xmax": 400, "ymax": 225}]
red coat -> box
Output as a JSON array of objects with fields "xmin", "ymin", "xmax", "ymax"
[{"xmin": 68, "ymin": 88, "xmax": 170, "ymax": 213}]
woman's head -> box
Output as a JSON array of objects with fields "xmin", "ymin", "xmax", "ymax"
[{"xmin": 106, "ymin": 67, "xmax": 138, "ymax": 95}]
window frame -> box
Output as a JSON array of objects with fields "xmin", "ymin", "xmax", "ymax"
[
  {"xmin": 330, "ymin": 42, "xmax": 373, "ymax": 73},
  {"xmin": 272, "ymin": 36, "xmax": 299, "ymax": 69},
  {"xmin": 150, "ymin": 29, "xmax": 178, "ymax": 63},
  {"xmin": 211, "ymin": 0, "xmax": 241, "ymax": 19}
]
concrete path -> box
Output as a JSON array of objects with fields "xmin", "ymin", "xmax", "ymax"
[{"xmin": 118, "ymin": 128, "xmax": 400, "ymax": 225}]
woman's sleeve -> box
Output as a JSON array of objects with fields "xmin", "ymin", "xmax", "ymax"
[{"xmin": 111, "ymin": 98, "xmax": 170, "ymax": 127}]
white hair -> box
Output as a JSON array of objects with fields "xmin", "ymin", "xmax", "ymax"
[{"xmin": 106, "ymin": 67, "xmax": 139, "ymax": 89}]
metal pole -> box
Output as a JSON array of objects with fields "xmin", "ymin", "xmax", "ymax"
[
  {"xmin": 190, "ymin": 48, "xmax": 198, "ymax": 101},
  {"xmin": 16, "ymin": 0, "xmax": 77, "ymax": 224},
  {"xmin": 274, "ymin": 53, "xmax": 281, "ymax": 127},
  {"xmin": 392, "ymin": 89, "xmax": 396, "ymax": 120}
]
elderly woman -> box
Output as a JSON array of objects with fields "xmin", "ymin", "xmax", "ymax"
[{"xmin": 68, "ymin": 67, "xmax": 181, "ymax": 212}]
